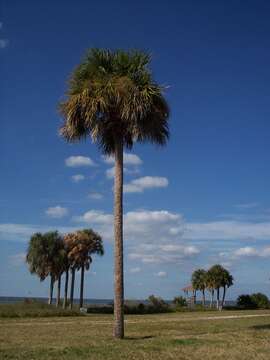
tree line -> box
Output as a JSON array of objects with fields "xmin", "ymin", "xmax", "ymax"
[
  {"xmin": 26, "ymin": 229, "xmax": 104, "ymax": 309},
  {"xmin": 191, "ymin": 265, "xmax": 234, "ymax": 309}
]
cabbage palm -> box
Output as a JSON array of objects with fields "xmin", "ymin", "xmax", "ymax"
[
  {"xmin": 76, "ymin": 229, "xmax": 104, "ymax": 308},
  {"xmin": 63, "ymin": 232, "xmax": 78, "ymax": 309},
  {"xmin": 191, "ymin": 269, "xmax": 207, "ymax": 306},
  {"xmin": 208, "ymin": 264, "xmax": 226, "ymax": 309},
  {"xmin": 26, "ymin": 231, "xmax": 63, "ymax": 305},
  {"xmin": 59, "ymin": 49, "xmax": 169, "ymax": 338},
  {"xmin": 221, "ymin": 269, "xmax": 234, "ymax": 307}
]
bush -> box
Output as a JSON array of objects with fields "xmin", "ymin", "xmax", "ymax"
[
  {"xmin": 173, "ymin": 296, "xmax": 187, "ymax": 307},
  {"xmin": 236, "ymin": 293, "xmax": 270, "ymax": 310},
  {"xmin": 251, "ymin": 293, "xmax": 269, "ymax": 309},
  {"xmin": 86, "ymin": 300, "xmax": 172, "ymax": 315},
  {"xmin": 236, "ymin": 295, "xmax": 257, "ymax": 309},
  {"xmin": 0, "ymin": 302, "xmax": 82, "ymax": 318}
]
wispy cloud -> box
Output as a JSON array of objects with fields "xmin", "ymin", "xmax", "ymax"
[
  {"xmin": 234, "ymin": 202, "xmax": 259, "ymax": 209},
  {"xmin": 129, "ymin": 267, "xmax": 141, "ymax": 274},
  {"xmin": 88, "ymin": 192, "xmax": 103, "ymax": 200},
  {"xmin": 123, "ymin": 176, "xmax": 168, "ymax": 193},
  {"xmin": 155, "ymin": 271, "xmax": 167, "ymax": 277},
  {"xmin": 71, "ymin": 174, "xmax": 85, "ymax": 183},
  {"xmin": 103, "ymin": 152, "xmax": 142, "ymax": 166},
  {"xmin": 65, "ymin": 156, "xmax": 96, "ymax": 167},
  {"xmin": 0, "ymin": 39, "xmax": 8, "ymax": 49},
  {"xmin": 9, "ymin": 253, "xmax": 26, "ymax": 267},
  {"xmin": 45, "ymin": 206, "xmax": 68, "ymax": 218},
  {"xmin": 233, "ymin": 246, "xmax": 270, "ymax": 258}
]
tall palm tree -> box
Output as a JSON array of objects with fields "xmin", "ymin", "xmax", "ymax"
[
  {"xmin": 191, "ymin": 269, "xmax": 207, "ymax": 306},
  {"xmin": 59, "ymin": 49, "xmax": 169, "ymax": 338},
  {"xmin": 76, "ymin": 229, "xmax": 104, "ymax": 308}
]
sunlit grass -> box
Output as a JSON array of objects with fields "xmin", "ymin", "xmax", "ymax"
[{"xmin": 1, "ymin": 309, "xmax": 270, "ymax": 359}]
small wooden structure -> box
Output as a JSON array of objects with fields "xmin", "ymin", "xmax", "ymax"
[{"xmin": 182, "ymin": 284, "xmax": 196, "ymax": 307}]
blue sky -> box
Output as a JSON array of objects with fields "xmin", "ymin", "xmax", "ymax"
[{"xmin": 1, "ymin": 0, "xmax": 270, "ymax": 300}]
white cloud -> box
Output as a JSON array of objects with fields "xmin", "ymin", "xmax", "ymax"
[
  {"xmin": 0, "ymin": 39, "xmax": 8, "ymax": 49},
  {"xmin": 159, "ymin": 244, "xmax": 199, "ymax": 256},
  {"xmin": 234, "ymin": 247, "xmax": 258, "ymax": 257},
  {"xmin": 106, "ymin": 166, "xmax": 140, "ymax": 179},
  {"xmin": 74, "ymin": 209, "xmax": 189, "ymax": 263},
  {"xmin": 124, "ymin": 176, "xmax": 168, "ymax": 193},
  {"xmin": 9, "ymin": 253, "xmax": 26, "ymax": 267},
  {"xmin": 103, "ymin": 153, "xmax": 142, "ymax": 166},
  {"xmin": 233, "ymin": 246, "xmax": 270, "ymax": 258},
  {"xmin": 106, "ymin": 167, "xmax": 115, "ymax": 179},
  {"xmin": 65, "ymin": 156, "xmax": 95, "ymax": 167},
  {"xmin": 71, "ymin": 174, "xmax": 85, "ymax": 182},
  {"xmin": 0, "ymin": 223, "xmax": 80, "ymax": 242},
  {"xmin": 155, "ymin": 271, "xmax": 167, "ymax": 277},
  {"xmin": 88, "ymin": 192, "xmax": 103, "ymax": 200},
  {"xmin": 74, "ymin": 210, "xmax": 113, "ymax": 225},
  {"xmin": 129, "ymin": 267, "xmax": 141, "ymax": 274},
  {"xmin": 45, "ymin": 206, "xmax": 68, "ymax": 218}
]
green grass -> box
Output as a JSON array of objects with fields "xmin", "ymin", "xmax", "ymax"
[{"xmin": 1, "ymin": 309, "xmax": 270, "ymax": 359}]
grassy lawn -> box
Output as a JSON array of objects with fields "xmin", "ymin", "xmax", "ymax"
[{"xmin": 1, "ymin": 310, "xmax": 270, "ymax": 359}]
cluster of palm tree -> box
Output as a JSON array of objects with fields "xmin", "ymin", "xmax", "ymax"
[
  {"xmin": 26, "ymin": 229, "xmax": 104, "ymax": 309},
  {"xmin": 191, "ymin": 265, "xmax": 234, "ymax": 309}
]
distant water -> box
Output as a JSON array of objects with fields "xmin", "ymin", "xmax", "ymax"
[
  {"xmin": 0, "ymin": 296, "xmax": 114, "ymax": 305},
  {"xmin": 0, "ymin": 296, "xmax": 236, "ymax": 306}
]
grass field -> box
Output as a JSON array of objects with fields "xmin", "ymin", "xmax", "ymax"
[{"xmin": 1, "ymin": 309, "xmax": 270, "ymax": 359}]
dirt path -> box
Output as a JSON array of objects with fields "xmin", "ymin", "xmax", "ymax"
[{"xmin": 2, "ymin": 312, "xmax": 270, "ymax": 327}]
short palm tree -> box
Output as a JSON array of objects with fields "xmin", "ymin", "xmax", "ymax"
[
  {"xmin": 63, "ymin": 232, "xmax": 78, "ymax": 309},
  {"xmin": 76, "ymin": 229, "xmax": 104, "ymax": 308},
  {"xmin": 26, "ymin": 232, "xmax": 48, "ymax": 286},
  {"xmin": 221, "ymin": 268, "xmax": 234, "ymax": 307},
  {"xmin": 191, "ymin": 269, "xmax": 207, "ymax": 306},
  {"xmin": 59, "ymin": 49, "xmax": 169, "ymax": 338},
  {"xmin": 26, "ymin": 231, "xmax": 63, "ymax": 305},
  {"xmin": 207, "ymin": 264, "xmax": 225, "ymax": 309}
]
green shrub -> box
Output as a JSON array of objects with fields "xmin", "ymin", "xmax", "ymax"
[
  {"xmin": 173, "ymin": 296, "xmax": 187, "ymax": 307},
  {"xmin": 236, "ymin": 295, "xmax": 257, "ymax": 309},
  {"xmin": 251, "ymin": 293, "xmax": 269, "ymax": 309}
]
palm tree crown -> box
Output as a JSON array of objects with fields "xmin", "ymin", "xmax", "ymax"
[{"xmin": 59, "ymin": 49, "xmax": 169, "ymax": 154}]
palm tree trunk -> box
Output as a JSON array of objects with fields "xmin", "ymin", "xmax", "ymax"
[
  {"xmin": 79, "ymin": 264, "xmax": 85, "ymax": 308},
  {"xmin": 216, "ymin": 287, "xmax": 220, "ymax": 309},
  {"xmin": 48, "ymin": 275, "xmax": 54, "ymax": 305},
  {"xmin": 63, "ymin": 269, "xmax": 69, "ymax": 309},
  {"xmin": 113, "ymin": 139, "xmax": 124, "ymax": 339},
  {"xmin": 222, "ymin": 286, "xmax": 226, "ymax": 308},
  {"xmin": 202, "ymin": 289, "xmax": 205, "ymax": 307},
  {"xmin": 56, "ymin": 274, "xmax": 61, "ymax": 307},
  {"xmin": 210, "ymin": 289, "xmax": 214, "ymax": 308},
  {"xmin": 69, "ymin": 268, "xmax": 75, "ymax": 310}
]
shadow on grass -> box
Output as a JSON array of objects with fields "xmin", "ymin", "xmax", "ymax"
[
  {"xmin": 124, "ymin": 335, "xmax": 155, "ymax": 340},
  {"xmin": 252, "ymin": 324, "xmax": 270, "ymax": 330},
  {"xmin": 172, "ymin": 338, "xmax": 200, "ymax": 346}
]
